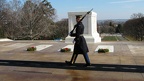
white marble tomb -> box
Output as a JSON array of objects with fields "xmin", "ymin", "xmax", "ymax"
[{"xmin": 65, "ymin": 11, "xmax": 101, "ymax": 43}]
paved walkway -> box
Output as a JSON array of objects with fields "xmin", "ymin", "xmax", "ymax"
[{"xmin": 0, "ymin": 40, "xmax": 144, "ymax": 81}]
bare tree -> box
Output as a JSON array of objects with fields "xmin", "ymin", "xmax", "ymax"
[
  {"xmin": 0, "ymin": 0, "xmax": 11, "ymax": 38},
  {"xmin": 0, "ymin": 0, "xmax": 57, "ymax": 40},
  {"xmin": 55, "ymin": 18, "xmax": 68, "ymax": 39},
  {"xmin": 123, "ymin": 17, "xmax": 144, "ymax": 41},
  {"xmin": 130, "ymin": 13, "xmax": 144, "ymax": 19},
  {"xmin": 20, "ymin": 0, "xmax": 56, "ymax": 40},
  {"xmin": 4, "ymin": 0, "xmax": 23, "ymax": 39},
  {"xmin": 98, "ymin": 20, "xmax": 116, "ymax": 34}
]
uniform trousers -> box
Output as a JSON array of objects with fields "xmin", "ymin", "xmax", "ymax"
[{"xmin": 70, "ymin": 53, "xmax": 90, "ymax": 64}]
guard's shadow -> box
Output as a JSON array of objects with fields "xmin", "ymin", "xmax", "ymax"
[{"xmin": 0, "ymin": 60, "xmax": 144, "ymax": 73}]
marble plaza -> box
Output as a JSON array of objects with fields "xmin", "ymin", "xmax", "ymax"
[{"xmin": 0, "ymin": 40, "xmax": 144, "ymax": 81}]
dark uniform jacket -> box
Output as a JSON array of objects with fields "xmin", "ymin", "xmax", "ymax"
[{"xmin": 73, "ymin": 22, "xmax": 89, "ymax": 54}]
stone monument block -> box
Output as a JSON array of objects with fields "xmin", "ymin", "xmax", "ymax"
[{"xmin": 65, "ymin": 11, "xmax": 101, "ymax": 43}]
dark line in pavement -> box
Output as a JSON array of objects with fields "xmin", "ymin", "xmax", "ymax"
[{"xmin": 0, "ymin": 60, "xmax": 144, "ymax": 73}]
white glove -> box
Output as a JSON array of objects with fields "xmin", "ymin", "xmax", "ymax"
[{"xmin": 73, "ymin": 39, "xmax": 75, "ymax": 44}]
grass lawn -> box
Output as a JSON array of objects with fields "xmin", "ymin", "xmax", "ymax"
[{"xmin": 102, "ymin": 36, "xmax": 118, "ymax": 41}]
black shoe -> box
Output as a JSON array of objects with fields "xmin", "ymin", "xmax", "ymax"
[
  {"xmin": 65, "ymin": 61, "xmax": 73, "ymax": 65},
  {"xmin": 84, "ymin": 63, "xmax": 91, "ymax": 67}
]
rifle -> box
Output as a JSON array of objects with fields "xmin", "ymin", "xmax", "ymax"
[
  {"xmin": 70, "ymin": 8, "xmax": 93, "ymax": 37},
  {"xmin": 78, "ymin": 8, "xmax": 93, "ymax": 23}
]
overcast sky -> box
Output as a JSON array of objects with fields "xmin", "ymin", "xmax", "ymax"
[{"xmin": 48, "ymin": 0, "xmax": 144, "ymax": 20}]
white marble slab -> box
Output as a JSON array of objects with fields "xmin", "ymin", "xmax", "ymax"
[
  {"xmin": 5, "ymin": 43, "xmax": 33, "ymax": 48},
  {"xmin": 95, "ymin": 45, "xmax": 114, "ymax": 52},
  {"xmin": 36, "ymin": 45, "xmax": 52, "ymax": 51},
  {"xmin": 0, "ymin": 38, "xmax": 13, "ymax": 41},
  {"xmin": 128, "ymin": 45, "xmax": 144, "ymax": 55}
]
